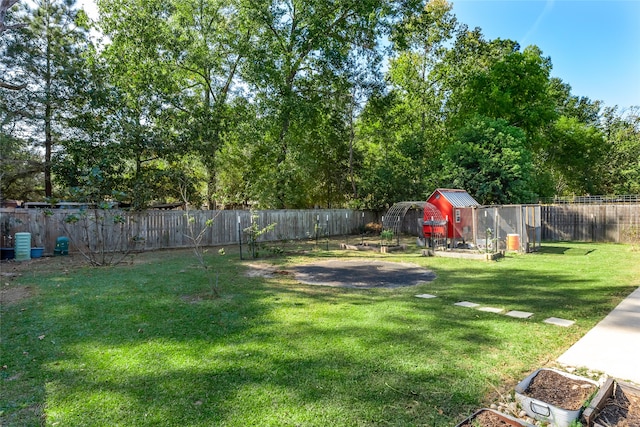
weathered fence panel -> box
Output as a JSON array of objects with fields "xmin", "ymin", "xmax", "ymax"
[
  {"xmin": 0, "ymin": 208, "xmax": 378, "ymax": 255},
  {"xmin": 3, "ymin": 204, "xmax": 637, "ymax": 256},
  {"xmin": 541, "ymin": 204, "xmax": 640, "ymax": 243}
]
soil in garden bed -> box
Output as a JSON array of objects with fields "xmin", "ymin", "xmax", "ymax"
[
  {"xmin": 594, "ymin": 384, "xmax": 640, "ymax": 427},
  {"xmin": 524, "ymin": 370, "xmax": 597, "ymax": 410},
  {"xmin": 459, "ymin": 411, "xmax": 519, "ymax": 427}
]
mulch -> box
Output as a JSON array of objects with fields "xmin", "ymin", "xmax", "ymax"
[
  {"xmin": 458, "ymin": 410, "xmax": 517, "ymax": 427},
  {"xmin": 594, "ymin": 383, "xmax": 640, "ymax": 427}
]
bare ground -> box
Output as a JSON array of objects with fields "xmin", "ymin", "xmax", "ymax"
[{"xmin": 245, "ymin": 259, "xmax": 437, "ymax": 289}]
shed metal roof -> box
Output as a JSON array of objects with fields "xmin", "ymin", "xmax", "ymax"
[{"xmin": 431, "ymin": 189, "xmax": 480, "ymax": 207}]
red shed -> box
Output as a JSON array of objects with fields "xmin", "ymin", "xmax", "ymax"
[{"xmin": 424, "ymin": 189, "xmax": 479, "ymax": 242}]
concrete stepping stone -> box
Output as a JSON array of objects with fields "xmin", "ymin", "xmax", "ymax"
[
  {"xmin": 454, "ymin": 301, "xmax": 480, "ymax": 308},
  {"xmin": 415, "ymin": 294, "xmax": 437, "ymax": 299},
  {"xmin": 478, "ymin": 306, "xmax": 504, "ymax": 314},
  {"xmin": 505, "ymin": 310, "xmax": 534, "ymax": 319},
  {"xmin": 544, "ymin": 317, "xmax": 575, "ymax": 327}
]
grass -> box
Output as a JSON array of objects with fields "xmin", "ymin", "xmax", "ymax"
[{"xmin": 1, "ymin": 241, "xmax": 639, "ymax": 426}]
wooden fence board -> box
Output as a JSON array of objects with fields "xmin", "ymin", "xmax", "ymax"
[
  {"xmin": 4, "ymin": 205, "xmax": 636, "ymax": 256},
  {"xmin": 0, "ymin": 208, "xmax": 379, "ymax": 255},
  {"xmin": 541, "ymin": 204, "xmax": 640, "ymax": 243}
]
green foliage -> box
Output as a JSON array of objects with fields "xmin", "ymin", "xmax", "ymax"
[
  {"xmin": 243, "ymin": 210, "xmax": 277, "ymax": 258},
  {"xmin": 183, "ymin": 197, "xmax": 222, "ymax": 297},
  {"xmin": 380, "ymin": 229, "xmax": 394, "ymax": 245},
  {"xmin": 236, "ymin": 0, "xmax": 388, "ymax": 208},
  {"xmin": 355, "ymin": 91, "xmax": 440, "ymax": 210},
  {"xmin": 547, "ymin": 115, "xmax": 607, "ymax": 195},
  {"xmin": 0, "ymin": 125, "xmax": 43, "ymax": 201},
  {"xmin": 2, "ymin": 0, "xmax": 637, "ymax": 209},
  {"xmin": 453, "ymin": 44, "xmax": 556, "ymax": 137},
  {"xmin": 1, "ymin": 0, "xmax": 92, "ymax": 198},
  {"xmin": 353, "ymin": 0, "xmax": 457, "ymax": 209},
  {"xmin": 601, "ymin": 107, "xmax": 640, "ymax": 194},
  {"xmin": 441, "ymin": 116, "xmax": 534, "ymax": 204}
]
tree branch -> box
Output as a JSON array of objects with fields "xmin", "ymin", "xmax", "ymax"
[
  {"xmin": 0, "ymin": 0, "xmax": 21, "ymax": 34},
  {"xmin": 0, "ymin": 80, "xmax": 27, "ymax": 90}
]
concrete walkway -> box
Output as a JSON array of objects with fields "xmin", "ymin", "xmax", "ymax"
[{"xmin": 558, "ymin": 286, "xmax": 640, "ymax": 385}]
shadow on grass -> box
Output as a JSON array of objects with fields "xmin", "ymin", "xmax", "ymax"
[
  {"xmin": 537, "ymin": 242, "xmax": 596, "ymax": 256},
  {"xmin": 2, "ymin": 242, "xmax": 638, "ymax": 426},
  {"xmin": 35, "ymin": 296, "xmax": 504, "ymax": 426}
]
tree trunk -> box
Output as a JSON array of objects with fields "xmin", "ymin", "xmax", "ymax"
[
  {"xmin": 275, "ymin": 100, "xmax": 292, "ymax": 209},
  {"xmin": 348, "ymin": 95, "xmax": 357, "ymax": 198},
  {"xmin": 45, "ymin": 103, "xmax": 52, "ymax": 197},
  {"xmin": 44, "ymin": 21, "xmax": 53, "ymax": 198}
]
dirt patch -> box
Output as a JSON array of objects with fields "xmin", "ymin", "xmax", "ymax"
[
  {"xmin": 244, "ymin": 263, "xmax": 280, "ymax": 278},
  {"xmin": 290, "ymin": 259, "xmax": 436, "ymax": 289},
  {"xmin": 1, "ymin": 255, "xmax": 84, "ymax": 275},
  {"xmin": 524, "ymin": 369, "xmax": 596, "ymax": 411},
  {"xmin": 594, "ymin": 383, "xmax": 640, "ymax": 427},
  {"xmin": 244, "ymin": 259, "xmax": 436, "ymax": 289},
  {"xmin": 459, "ymin": 410, "xmax": 521, "ymax": 426},
  {"xmin": 1, "ymin": 285, "xmax": 35, "ymax": 306}
]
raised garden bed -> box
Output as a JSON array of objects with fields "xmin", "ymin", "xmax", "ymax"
[
  {"xmin": 340, "ymin": 242, "xmax": 407, "ymax": 253},
  {"xmin": 422, "ymin": 249, "xmax": 503, "ymax": 261},
  {"xmin": 456, "ymin": 409, "xmax": 534, "ymax": 427},
  {"xmin": 583, "ymin": 377, "xmax": 640, "ymax": 426},
  {"xmin": 515, "ymin": 368, "xmax": 598, "ymax": 427}
]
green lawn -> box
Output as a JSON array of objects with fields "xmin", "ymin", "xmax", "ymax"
[{"xmin": 2, "ymin": 242, "xmax": 639, "ymax": 426}]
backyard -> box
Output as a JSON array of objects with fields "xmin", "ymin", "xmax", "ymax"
[{"xmin": 1, "ymin": 241, "xmax": 639, "ymax": 426}]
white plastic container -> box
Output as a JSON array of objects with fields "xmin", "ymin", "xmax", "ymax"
[{"xmin": 515, "ymin": 368, "xmax": 598, "ymax": 427}]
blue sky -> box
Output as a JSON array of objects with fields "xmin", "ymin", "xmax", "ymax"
[{"xmin": 451, "ymin": 0, "xmax": 640, "ymax": 109}]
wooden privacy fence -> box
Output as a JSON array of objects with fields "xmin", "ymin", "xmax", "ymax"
[
  {"xmin": 0, "ymin": 208, "xmax": 378, "ymax": 255},
  {"xmin": 2, "ymin": 204, "xmax": 639, "ymax": 255},
  {"xmin": 541, "ymin": 204, "xmax": 640, "ymax": 243}
]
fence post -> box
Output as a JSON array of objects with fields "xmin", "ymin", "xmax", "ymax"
[{"xmin": 238, "ymin": 215, "xmax": 242, "ymax": 260}]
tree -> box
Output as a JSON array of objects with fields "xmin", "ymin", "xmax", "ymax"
[
  {"xmin": 354, "ymin": 0, "xmax": 457, "ymax": 209},
  {"xmin": 97, "ymin": 0, "xmax": 251, "ymax": 208},
  {"xmin": 2, "ymin": 0, "xmax": 91, "ymax": 198},
  {"xmin": 440, "ymin": 115, "xmax": 534, "ymax": 204},
  {"xmin": 0, "ymin": 0, "xmax": 21, "ymax": 33},
  {"xmin": 355, "ymin": 91, "xmax": 431, "ymax": 210},
  {"xmin": 601, "ymin": 107, "xmax": 640, "ymax": 194},
  {"xmin": 547, "ymin": 77, "xmax": 602, "ymax": 126},
  {"xmin": 437, "ymin": 30, "xmax": 573, "ymax": 201},
  {"xmin": 51, "ymin": 49, "xmax": 127, "ymax": 201},
  {"xmin": 536, "ymin": 78, "xmax": 609, "ymax": 196},
  {"xmin": 544, "ymin": 115, "xmax": 606, "ymax": 195},
  {"xmin": 447, "ymin": 41, "xmax": 557, "ymax": 143},
  {"xmin": 0, "ymin": 114, "xmax": 43, "ymax": 201},
  {"xmin": 1, "ymin": 0, "xmax": 28, "ymax": 90},
  {"xmin": 239, "ymin": 0, "xmax": 389, "ymax": 208}
]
